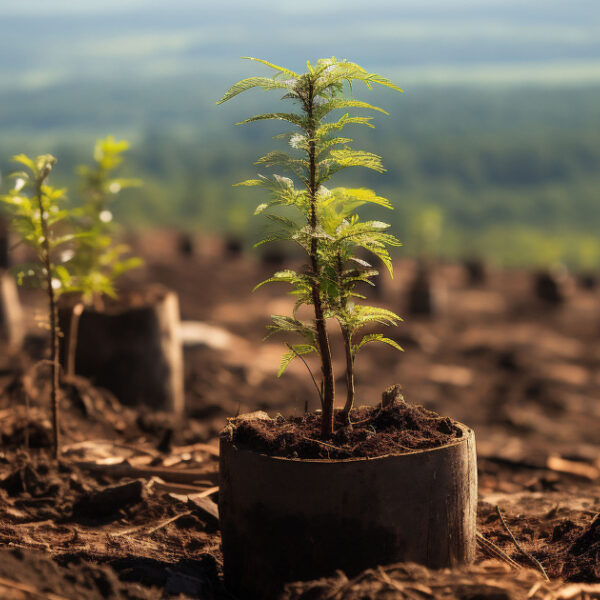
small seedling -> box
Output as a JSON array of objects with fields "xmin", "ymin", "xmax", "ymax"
[
  {"xmin": 219, "ymin": 57, "xmax": 404, "ymax": 437},
  {"xmin": 71, "ymin": 135, "xmax": 142, "ymax": 306},
  {"xmin": 0, "ymin": 154, "xmax": 77, "ymax": 458}
]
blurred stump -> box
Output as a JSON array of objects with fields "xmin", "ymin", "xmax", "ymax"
[
  {"xmin": 406, "ymin": 262, "xmax": 444, "ymax": 317},
  {"xmin": 0, "ymin": 270, "xmax": 24, "ymax": 352},
  {"xmin": 224, "ymin": 236, "xmax": 243, "ymax": 259},
  {"xmin": 577, "ymin": 272, "xmax": 597, "ymax": 291},
  {"xmin": 260, "ymin": 245, "xmax": 286, "ymax": 268},
  {"xmin": 534, "ymin": 269, "xmax": 570, "ymax": 306},
  {"xmin": 463, "ymin": 258, "xmax": 487, "ymax": 287},
  {"xmin": 177, "ymin": 232, "xmax": 194, "ymax": 258}
]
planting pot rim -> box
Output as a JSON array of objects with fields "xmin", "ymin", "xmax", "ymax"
[
  {"xmin": 59, "ymin": 284, "xmax": 172, "ymax": 316},
  {"xmin": 221, "ymin": 419, "xmax": 474, "ymax": 465}
]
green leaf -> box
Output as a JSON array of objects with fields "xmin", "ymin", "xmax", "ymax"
[
  {"xmin": 327, "ymin": 149, "xmax": 385, "ymax": 173},
  {"xmin": 237, "ymin": 113, "xmax": 306, "ymax": 128},
  {"xmin": 315, "ymin": 98, "xmax": 389, "ymax": 120},
  {"xmin": 356, "ymin": 334, "xmax": 404, "ymax": 353},
  {"xmin": 11, "ymin": 154, "xmax": 35, "ymax": 172},
  {"xmin": 316, "ymin": 114, "xmax": 374, "ymax": 138},
  {"xmin": 277, "ymin": 344, "xmax": 317, "ymax": 377},
  {"xmin": 255, "ymin": 151, "xmax": 308, "ymax": 179},
  {"xmin": 233, "ymin": 179, "xmax": 264, "ymax": 187},
  {"xmin": 242, "ymin": 57, "xmax": 299, "ymax": 79},
  {"xmin": 253, "ymin": 269, "xmax": 308, "ymax": 292},
  {"xmin": 217, "ymin": 77, "xmax": 293, "ymax": 104}
]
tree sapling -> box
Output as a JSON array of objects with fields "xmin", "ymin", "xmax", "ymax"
[
  {"xmin": 71, "ymin": 135, "xmax": 142, "ymax": 306},
  {"xmin": 219, "ymin": 57, "xmax": 404, "ymax": 437},
  {"xmin": 61, "ymin": 137, "xmax": 142, "ymax": 375},
  {"xmin": 0, "ymin": 154, "xmax": 77, "ymax": 458}
]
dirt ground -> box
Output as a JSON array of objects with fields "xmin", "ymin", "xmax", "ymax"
[{"xmin": 0, "ymin": 230, "xmax": 599, "ymax": 599}]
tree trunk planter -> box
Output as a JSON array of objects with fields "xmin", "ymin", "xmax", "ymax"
[
  {"xmin": 219, "ymin": 417, "xmax": 477, "ymax": 600},
  {"xmin": 58, "ymin": 286, "xmax": 184, "ymax": 414}
]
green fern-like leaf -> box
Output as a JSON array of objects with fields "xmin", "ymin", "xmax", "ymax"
[
  {"xmin": 242, "ymin": 57, "xmax": 299, "ymax": 79},
  {"xmin": 237, "ymin": 112, "xmax": 306, "ymax": 128},
  {"xmin": 217, "ymin": 77, "xmax": 293, "ymax": 104},
  {"xmin": 315, "ymin": 98, "xmax": 389, "ymax": 120},
  {"xmin": 277, "ymin": 344, "xmax": 317, "ymax": 377},
  {"xmin": 356, "ymin": 334, "xmax": 403, "ymax": 354}
]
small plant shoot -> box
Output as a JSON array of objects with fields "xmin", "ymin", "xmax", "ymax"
[
  {"xmin": 219, "ymin": 57, "xmax": 404, "ymax": 437},
  {"xmin": 0, "ymin": 154, "xmax": 77, "ymax": 458},
  {"xmin": 72, "ymin": 135, "xmax": 142, "ymax": 306}
]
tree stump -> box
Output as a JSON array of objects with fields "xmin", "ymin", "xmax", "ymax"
[
  {"xmin": 177, "ymin": 232, "xmax": 194, "ymax": 258},
  {"xmin": 224, "ymin": 236, "xmax": 243, "ymax": 259},
  {"xmin": 534, "ymin": 270, "xmax": 567, "ymax": 306},
  {"xmin": 406, "ymin": 262, "xmax": 443, "ymax": 317},
  {"xmin": 463, "ymin": 258, "xmax": 487, "ymax": 286}
]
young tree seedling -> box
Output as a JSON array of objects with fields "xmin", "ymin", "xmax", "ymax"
[
  {"xmin": 71, "ymin": 135, "xmax": 142, "ymax": 306},
  {"xmin": 62, "ymin": 137, "xmax": 142, "ymax": 375},
  {"xmin": 0, "ymin": 154, "xmax": 77, "ymax": 458},
  {"xmin": 219, "ymin": 57, "xmax": 404, "ymax": 437}
]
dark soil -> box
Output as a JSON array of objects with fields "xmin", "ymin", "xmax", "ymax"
[
  {"xmin": 1, "ymin": 231, "xmax": 599, "ymax": 598},
  {"xmin": 562, "ymin": 513, "xmax": 600, "ymax": 581},
  {"xmin": 0, "ymin": 547, "xmax": 155, "ymax": 599},
  {"xmin": 225, "ymin": 402, "xmax": 463, "ymax": 460}
]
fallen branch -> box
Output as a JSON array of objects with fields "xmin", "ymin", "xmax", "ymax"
[
  {"xmin": 149, "ymin": 477, "xmax": 218, "ymax": 496},
  {"xmin": 168, "ymin": 486, "xmax": 219, "ymax": 502},
  {"xmin": 113, "ymin": 510, "xmax": 192, "ymax": 538},
  {"xmin": 496, "ymin": 506, "xmax": 550, "ymax": 582},
  {"xmin": 75, "ymin": 460, "xmax": 217, "ymax": 485}
]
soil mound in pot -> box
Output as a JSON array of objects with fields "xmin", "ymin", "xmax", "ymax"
[{"xmin": 225, "ymin": 401, "xmax": 463, "ymax": 460}]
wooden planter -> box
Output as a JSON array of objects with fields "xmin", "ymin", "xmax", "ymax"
[
  {"xmin": 219, "ymin": 421, "xmax": 477, "ymax": 600},
  {"xmin": 58, "ymin": 288, "xmax": 184, "ymax": 414}
]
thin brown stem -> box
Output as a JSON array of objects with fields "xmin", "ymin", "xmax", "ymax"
[
  {"xmin": 66, "ymin": 302, "xmax": 84, "ymax": 377},
  {"xmin": 335, "ymin": 252, "xmax": 355, "ymax": 421},
  {"xmin": 35, "ymin": 178, "xmax": 60, "ymax": 460},
  {"xmin": 285, "ymin": 343, "xmax": 323, "ymax": 407},
  {"xmin": 306, "ymin": 79, "xmax": 335, "ymax": 438},
  {"xmin": 341, "ymin": 329, "xmax": 355, "ymax": 420}
]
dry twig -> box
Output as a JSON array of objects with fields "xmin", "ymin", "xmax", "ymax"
[
  {"xmin": 476, "ymin": 531, "xmax": 521, "ymax": 569},
  {"xmin": 113, "ymin": 510, "xmax": 192, "ymax": 537},
  {"xmin": 496, "ymin": 506, "xmax": 550, "ymax": 582}
]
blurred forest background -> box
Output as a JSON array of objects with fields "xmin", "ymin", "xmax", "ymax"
[{"xmin": 1, "ymin": 0, "xmax": 599, "ymax": 269}]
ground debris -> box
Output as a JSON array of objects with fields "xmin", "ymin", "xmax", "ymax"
[
  {"xmin": 0, "ymin": 547, "xmax": 158, "ymax": 599},
  {"xmin": 72, "ymin": 479, "xmax": 146, "ymax": 520},
  {"xmin": 562, "ymin": 513, "xmax": 600, "ymax": 582},
  {"xmin": 282, "ymin": 561, "xmax": 600, "ymax": 600}
]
